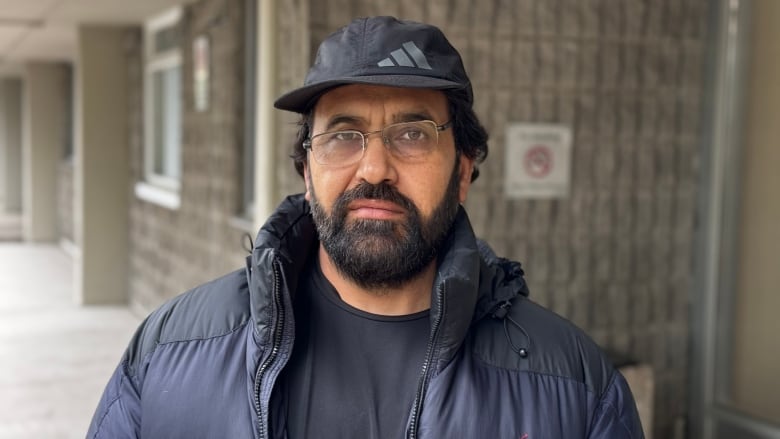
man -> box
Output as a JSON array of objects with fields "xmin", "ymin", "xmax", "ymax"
[{"xmin": 88, "ymin": 16, "xmax": 644, "ymax": 439}]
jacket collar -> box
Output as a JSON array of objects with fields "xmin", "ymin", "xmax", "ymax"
[{"xmin": 249, "ymin": 194, "xmax": 529, "ymax": 369}]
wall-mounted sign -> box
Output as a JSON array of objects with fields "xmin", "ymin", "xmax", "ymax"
[
  {"xmin": 193, "ymin": 35, "xmax": 210, "ymax": 112},
  {"xmin": 504, "ymin": 123, "xmax": 572, "ymax": 199}
]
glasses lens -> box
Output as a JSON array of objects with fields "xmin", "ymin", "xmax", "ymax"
[
  {"xmin": 311, "ymin": 130, "xmax": 364, "ymax": 165},
  {"xmin": 384, "ymin": 121, "xmax": 438, "ymax": 159}
]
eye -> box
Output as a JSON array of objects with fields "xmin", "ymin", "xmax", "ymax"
[
  {"xmin": 396, "ymin": 127, "xmax": 428, "ymax": 142},
  {"xmin": 331, "ymin": 131, "xmax": 362, "ymax": 142}
]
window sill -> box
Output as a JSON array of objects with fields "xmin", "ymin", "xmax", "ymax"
[{"xmin": 134, "ymin": 181, "xmax": 181, "ymax": 210}]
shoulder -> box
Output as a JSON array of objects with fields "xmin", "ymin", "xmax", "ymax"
[
  {"xmin": 124, "ymin": 268, "xmax": 251, "ymax": 376},
  {"xmin": 472, "ymin": 295, "xmax": 615, "ymax": 397}
]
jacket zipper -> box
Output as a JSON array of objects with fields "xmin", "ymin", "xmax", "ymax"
[
  {"xmin": 407, "ymin": 283, "xmax": 445, "ymax": 439},
  {"xmin": 254, "ymin": 259, "xmax": 284, "ymax": 439}
]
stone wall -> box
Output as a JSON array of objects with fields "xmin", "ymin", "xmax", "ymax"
[
  {"xmin": 126, "ymin": 0, "xmax": 249, "ymax": 314},
  {"xmin": 123, "ymin": 0, "xmax": 708, "ymax": 435},
  {"xmin": 273, "ymin": 1, "xmax": 709, "ymax": 436}
]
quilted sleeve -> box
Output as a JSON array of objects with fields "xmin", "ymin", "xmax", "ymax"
[
  {"xmin": 86, "ymin": 360, "xmax": 142, "ymax": 439},
  {"xmin": 587, "ymin": 370, "xmax": 646, "ymax": 439}
]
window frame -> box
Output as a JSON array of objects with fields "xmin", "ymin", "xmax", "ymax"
[
  {"xmin": 240, "ymin": 0, "xmax": 257, "ymax": 221},
  {"xmin": 141, "ymin": 6, "xmax": 184, "ymax": 200}
]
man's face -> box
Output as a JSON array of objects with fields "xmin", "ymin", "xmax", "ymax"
[{"xmin": 304, "ymin": 84, "xmax": 474, "ymax": 290}]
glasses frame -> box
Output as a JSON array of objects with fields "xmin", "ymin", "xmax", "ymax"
[{"xmin": 303, "ymin": 119, "xmax": 452, "ymax": 166}]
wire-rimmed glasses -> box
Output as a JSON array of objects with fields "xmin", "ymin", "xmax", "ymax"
[{"xmin": 303, "ymin": 120, "xmax": 452, "ymax": 166}]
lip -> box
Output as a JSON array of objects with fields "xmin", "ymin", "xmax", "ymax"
[{"xmin": 348, "ymin": 199, "xmax": 406, "ymax": 220}]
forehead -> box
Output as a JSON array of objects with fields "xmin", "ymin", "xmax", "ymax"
[{"xmin": 312, "ymin": 84, "xmax": 449, "ymax": 124}]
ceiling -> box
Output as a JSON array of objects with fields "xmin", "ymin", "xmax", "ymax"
[{"xmin": 0, "ymin": 0, "xmax": 187, "ymax": 76}]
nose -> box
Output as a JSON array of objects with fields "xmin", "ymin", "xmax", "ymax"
[{"xmin": 354, "ymin": 132, "xmax": 397, "ymax": 185}]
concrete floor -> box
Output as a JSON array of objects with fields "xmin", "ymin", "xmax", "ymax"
[{"xmin": 0, "ymin": 243, "xmax": 141, "ymax": 439}]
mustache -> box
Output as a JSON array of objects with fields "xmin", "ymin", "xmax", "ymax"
[{"xmin": 334, "ymin": 182, "xmax": 417, "ymax": 213}]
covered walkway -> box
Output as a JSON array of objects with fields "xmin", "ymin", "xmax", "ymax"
[{"xmin": 0, "ymin": 243, "xmax": 141, "ymax": 438}]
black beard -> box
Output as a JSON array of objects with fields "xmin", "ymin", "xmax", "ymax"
[{"xmin": 309, "ymin": 163, "xmax": 462, "ymax": 291}]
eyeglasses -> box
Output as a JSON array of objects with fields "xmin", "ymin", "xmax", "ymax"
[{"xmin": 303, "ymin": 120, "xmax": 452, "ymax": 166}]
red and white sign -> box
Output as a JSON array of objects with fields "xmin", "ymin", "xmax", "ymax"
[
  {"xmin": 505, "ymin": 124, "xmax": 572, "ymax": 199},
  {"xmin": 193, "ymin": 35, "xmax": 210, "ymax": 112}
]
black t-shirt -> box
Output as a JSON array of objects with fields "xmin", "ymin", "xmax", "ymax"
[{"xmin": 280, "ymin": 260, "xmax": 430, "ymax": 439}]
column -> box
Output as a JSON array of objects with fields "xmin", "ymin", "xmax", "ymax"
[
  {"xmin": 74, "ymin": 26, "xmax": 130, "ymax": 304},
  {"xmin": 22, "ymin": 64, "xmax": 68, "ymax": 242},
  {"xmin": 0, "ymin": 79, "xmax": 23, "ymax": 213}
]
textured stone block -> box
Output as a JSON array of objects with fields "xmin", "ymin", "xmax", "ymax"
[
  {"xmin": 664, "ymin": 0, "xmax": 685, "ymax": 38},
  {"xmin": 579, "ymin": 0, "xmax": 601, "ymax": 38},
  {"xmin": 536, "ymin": 0, "xmax": 559, "ymax": 37},
  {"xmin": 680, "ymin": 89, "xmax": 702, "ymax": 137},
  {"xmin": 619, "ymin": 363, "xmax": 654, "ymax": 439},
  {"xmin": 597, "ymin": 92, "xmax": 619, "ymax": 137},
  {"xmin": 659, "ymin": 41, "xmax": 683, "ymax": 87},
  {"xmin": 568, "ymin": 293, "xmax": 591, "ymax": 330},
  {"xmin": 558, "ymin": 40, "xmax": 580, "ymax": 87},
  {"xmin": 640, "ymin": 42, "xmax": 662, "ymax": 88},
  {"xmin": 684, "ymin": 0, "xmax": 709, "ymax": 37},
  {"xmin": 656, "ymin": 93, "xmax": 678, "ymax": 136},
  {"xmin": 399, "ymin": 0, "xmax": 424, "ymax": 20},
  {"xmin": 511, "ymin": 41, "xmax": 535, "ymax": 86},
  {"xmin": 559, "ymin": 0, "xmax": 582, "ymax": 37},
  {"xmin": 618, "ymin": 92, "xmax": 641, "ymax": 137},
  {"xmin": 550, "ymin": 245, "xmax": 573, "ymax": 283},
  {"xmin": 490, "ymin": 37, "xmax": 515, "ymax": 87},
  {"xmin": 514, "ymin": 0, "xmax": 535, "ymax": 36},
  {"xmin": 493, "ymin": 0, "xmax": 518, "ymax": 36},
  {"xmin": 577, "ymin": 41, "xmax": 600, "ymax": 88},
  {"xmin": 534, "ymin": 40, "xmax": 558, "ymax": 86},
  {"xmin": 620, "ymin": 43, "xmax": 642, "ymax": 88},
  {"xmin": 448, "ymin": 0, "xmax": 472, "ymax": 32},
  {"xmin": 601, "ymin": 1, "xmax": 622, "ymax": 37},
  {"xmin": 470, "ymin": 35, "xmax": 495, "ymax": 86},
  {"xmin": 600, "ymin": 42, "xmax": 622, "ymax": 87}
]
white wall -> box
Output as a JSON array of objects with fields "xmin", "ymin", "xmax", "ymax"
[{"xmin": 22, "ymin": 64, "xmax": 68, "ymax": 241}]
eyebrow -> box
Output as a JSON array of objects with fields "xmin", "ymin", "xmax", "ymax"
[
  {"xmin": 323, "ymin": 115, "xmax": 364, "ymax": 132},
  {"xmin": 392, "ymin": 111, "xmax": 435, "ymax": 124},
  {"xmin": 322, "ymin": 110, "xmax": 438, "ymax": 132}
]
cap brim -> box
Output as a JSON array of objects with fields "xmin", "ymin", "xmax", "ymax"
[{"xmin": 273, "ymin": 75, "xmax": 466, "ymax": 113}]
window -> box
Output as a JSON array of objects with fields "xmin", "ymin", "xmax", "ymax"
[
  {"xmin": 137, "ymin": 7, "xmax": 183, "ymax": 208},
  {"xmin": 241, "ymin": 0, "xmax": 257, "ymax": 220}
]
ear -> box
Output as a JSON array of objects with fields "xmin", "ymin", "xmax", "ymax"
[
  {"xmin": 303, "ymin": 164, "xmax": 312, "ymax": 202},
  {"xmin": 457, "ymin": 156, "xmax": 475, "ymax": 204}
]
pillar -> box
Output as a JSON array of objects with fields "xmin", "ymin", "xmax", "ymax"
[
  {"xmin": 22, "ymin": 64, "xmax": 68, "ymax": 242},
  {"xmin": 74, "ymin": 26, "xmax": 130, "ymax": 304},
  {"xmin": 0, "ymin": 78, "xmax": 23, "ymax": 213}
]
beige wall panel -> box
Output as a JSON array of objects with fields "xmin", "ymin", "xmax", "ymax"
[{"xmin": 731, "ymin": 0, "xmax": 780, "ymax": 424}]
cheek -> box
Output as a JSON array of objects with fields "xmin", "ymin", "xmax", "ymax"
[
  {"xmin": 404, "ymin": 164, "xmax": 453, "ymax": 214},
  {"xmin": 308, "ymin": 167, "xmax": 353, "ymax": 206}
]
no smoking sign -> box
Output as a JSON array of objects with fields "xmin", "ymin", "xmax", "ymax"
[
  {"xmin": 505, "ymin": 124, "xmax": 572, "ymax": 199},
  {"xmin": 523, "ymin": 145, "xmax": 554, "ymax": 178}
]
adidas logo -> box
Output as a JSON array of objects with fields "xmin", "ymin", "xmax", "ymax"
[{"xmin": 377, "ymin": 41, "xmax": 432, "ymax": 70}]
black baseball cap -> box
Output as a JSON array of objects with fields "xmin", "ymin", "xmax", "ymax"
[{"xmin": 274, "ymin": 16, "xmax": 473, "ymax": 113}]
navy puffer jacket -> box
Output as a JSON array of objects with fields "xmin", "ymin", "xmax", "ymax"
[{"xmin": 88, "ymin": 194, "xmax": 644, "ymax": 438}]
